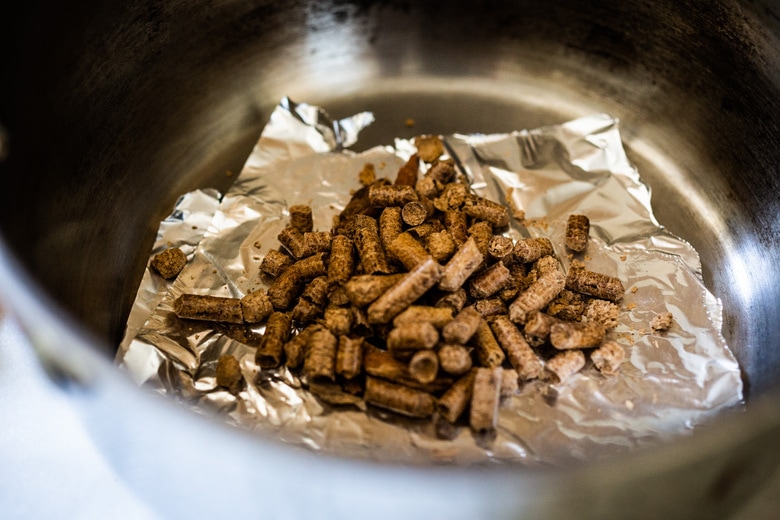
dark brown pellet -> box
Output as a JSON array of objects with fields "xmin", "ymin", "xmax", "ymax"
[
  {"xmin": 266, "ymin": 253, "xmax": 327, "ymax": 310},
  {"xmin": 435, "ymin": 183, "xmax": 469, "ymax": 211},
  {"xmin": 565, "ymin": 260, "xmax": 624, "ymax": 301},
  {"xmin": 523, "ymin": 311, "xmax": 561, "ymax": 346},
  {"xmin": 468, "ymin": 261, "xmax": 512, "ymax": 299},
  {"xmin": 324, "ymin": 305, "xmax": 354, "ymax": 336},
  {"xmin": 354, "ymin": 218, "xmax": 393, "ymax": 275},
  {"xmin": 284, "ymin": 325, "xmax": 316, "ymax": 369},
  {"xmin": 303, "ymin": 325, "xmax": 338, "ymax": 384},
  {"xmin": 379, "ymin": 206, "xmax": 403, "ymax": 250},
  {"xmin": 435, "ymin": 288, "xmax": 468, "ymax": 313},
  {"xmin": 438, "ymin": 370, "xmax": 476, "ymax": 423},
  {"xmin": 394, "ymin": 153, "xmax": 419, "ymax": 187},
  {"xmin": 151, "ymin": 247, "xmax": 187, "ymax": 279},
  {"xmin": 173, "ymin": 294, "xmax": 244, "ymax": 324},
  {"xmin": 288, "ymin": 204, "xmax": 314, "ymax": 233},
  {"xmin": 327, "ymin": 235, "xmax": 355, "ymax": 286},
  {"xmin": 426, "ymin": 159, "xmax": 456, "ymax": 184},
  {"xmin": 260, "ymin": 249, "xmax": 295, "ymax": 277},
  {"xmin": 278, "ymin": 228, "xmax": 332, "ymax": 259},
  {"xmin": 468, "ymin": 221, "xmax": 494, "ymax": 257},
  {"xmin": 565, "ymin": 214, "xmax": 590, "ymax": 252},
  {"xmin": 215, "ymin": 354, "xmax": 243, "ymax": 393},
  {"xmin": 546, "ymin": 289, "xmax": 586, "ymax": 322},
  {"xmin": 369, "ymin": 184, "xmax": 419, "ymax": 207},
  {"xmin": 241, "ymin": 290, "xmax": 274, "ymax": 323},
  {"xmin": 255, "ymin": 312, "xmax": 292, "ymax": 369},
  {"xmin": 489, "ymin": 315, "xmax": 544, "ymax": 381},
  {"xmin": 387, "ymin": 321, "xmax": 440, "ymax": 352},
  {"xmin": 471, "ymin": 319, "xmax": 506, "ymax": 368},
  {"xmin": 463, "ymin": 196, "xmax": 510, "ymax": 228},
  {"xmin": 364, "ymin": 377, "xmax": 435, "ymax": 418}
]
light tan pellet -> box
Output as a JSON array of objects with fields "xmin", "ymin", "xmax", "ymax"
[
  {"xmin": 443, "ymin": 208, "xmax": 469, "ymax": 245},
  {"xmin": 173, "ymin": 294, "xmax": 244, "ymax": 324},
  {"xmin": 468, "ymin": 261, "xmax": 512, "ymax": 299},
  {"xmin": 470, "ymin": 367, "xmax": 503, "ymax": 433},
  {"xmin": 367, "ymin": 258, "xmax": 443, "ymax": 324},
  {"xmin": 565, "ymin": 214, "xmax": 590, "ymax": 253},
  {"xmin": 303, "ymin": 325, "xmax": 338, "ymax": 384},
  {"xmin": 438, "ymin": 236, "xmax": 484, "ymax": 292},
  {"xmin": 549, "ymin": 321, "xmax": 606, "ymax": 350},
  {"xmin": 508, "ymin": 268, "xmax": 566, "ymax": 324},
  {"xmin": 151, "ymin": 247, "xmax": 187, "ymax": 279},
  {"xmin": 387, "ymin": 321, "xmax": 440, "ymax": 352},
  {"xmin": 489, "ymin": 315, "xmax": 545, "ymax": 381},
  {"xmin": 471, "ymin": 319, "xmax": 506, "ymax": 368},
  {"xmin": 343, "ymin": 274, "xmax": 406, "ymax": 307},
  {"xmin": 392, "ymin": 305, "xmax": 454, "ymax": 329},
  {"xmin": 408, "ymin": 350, "xmax": 439, "ymax": 384},
  {"xmin": 488, "ymin": 235, "xmax": 515, "ymax": 261},
  {"xmin": 500, "ymin": 368, "xmax": 520, "ymax": 397},
  {"xmin": 473, "ymin": 298, "xmax": 508, "ymax": 317},
  {"xmin": 438, "ymin": 370, "xmax": 476, "ymax": 423},
  {"xmin": 513, "ymin": 237, "xmax": 554, "ymax": 264},
  {"xmin": 591, "ymin": 340, "xmax": 625, "ymax": 375},
  {"xmin": 324, "ymin": 305, "xmax": 354, "ymax": 336},
  {"xmin": 423, "ymin": 230, "xmax": 456, "ymax": 263},
  {"xmin": 463, "ymin": 196, "xmax": 510, "ymax": 228},
  {"xmin": 364, "ymin": 377, "xmax": 435, "ymax": 418},
  {"xmin": 255, "ymin": 312, "xmax": 293, "ymax": 369},
  {"xmin": 277, "ymin": 228, "xmax": 332, "ymax": 259},
  {"xmin": 401, "ymin": 200, "xmax": 429, "ymax": 226},
  {"xmin": 546, "ymin": 350, "xmax": 586, "ymax": 383},
  {"xmin": 415, "ymin": 175, "xmax": 440, "ymax": 199},
  {"xmin": 437, "ymin": 344, "xmax": 473, "ymax": 376},
  {"xmin": 354, "ymin": 217, "xmax": 393, "ymax": 275},
  {"xmin": 442, "ymin": 306, "xmax": 482, "ymax": 344},
  {"xmin": 379, "ymin": 206, "xmax": 403, "ymax": 250},
  {"xmin": 523, "ymin": 311, "xmax": 561, "ymax": 346},
  {"xmin": 336, "ymin": 336, "xmax": 364, "ymax": 380},
  {"xmin": 435, "ymin": 288, "xmax": 468, "ymax": 313},
  {"xmin": 386, "ymin": 232, "xmax": 431, "ymax": 270},
  {"xmin": 565, "ymin": 259, "xmax": 624, "ymax": 302},
  {"xmin": 468, "ymin": 221, "xmax": 494, "ymax": 257}
]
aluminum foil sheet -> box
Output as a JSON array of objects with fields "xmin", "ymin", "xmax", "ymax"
[{"xmin": 117, "ymin": 97, "xmax": 743, "ymax": 466}]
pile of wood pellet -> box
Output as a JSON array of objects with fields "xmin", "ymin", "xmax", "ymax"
[{"xmin": 164, "ymin": 135, "xmax": 630, "ymax": 436}]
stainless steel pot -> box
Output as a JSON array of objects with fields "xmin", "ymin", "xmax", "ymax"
[{"xmin": 1, "ymin": 1, "xmax": 778, "ymax": 518}]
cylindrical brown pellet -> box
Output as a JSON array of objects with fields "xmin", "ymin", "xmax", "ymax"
[
  {"xmin": 278, "ymin": 228, "xmax": 332, "ymax": 259},
  {"xmin": 443, "ymin": 208, "xmax": 469, "ymax": 245},
  {"xmin": 471, "ymin": 319, "xmax": 506, "ymax": 368},
  {"xmin": 255, "ymin": 312, "xmax": 293, "ymax": 369},
  {"xmin": 546, "ymin": 289, "xmax": 586, "ymax": 322},
  {"xmin": 463, "ymin": 196, "xmax": 510, "ymax": 228},
  {"xmin": 468, "ymin": 221, "xmax": 493, "ymax": 257},
  {"xmin": 513, "ymin": 237, "xmax": 554, "ymax": 264},
  {"xmin": 151, "ymin": 247, "xmax": 187, "ymax": 279},
  {"xmin": 489, "ymin": 315, "xmax": 544, "ymax": 381},
  {"xmin": 260, "ymin": 249, "xmax": 294, "ymax": 277},
  {"xmin": 300, "ymin": 276, "xmax": 330, "ymax": 306},
  {"xmin": 408, "ymin": 349, "xmax": 439, "ymax": 384},
  {"xmin": 591, "ymin": 340, "xmax": 625, "ymax": 375},
  {"xmin": 324, "ymin": 305, "xmax": 354, "ymax": 336},
  {"xmin": 438, "ymin": 236, "xmax": 484, "ymax": 292},
  {"xmin": 367, "ymin": 258, "xmax": 443, "ymax": 324},
  {"xmin": 327, "ymin": 235, "xmax": 355, "ymax": 286},
  {"xmin": 500, "ymin": 368, "xmax": 520, "ymax": 397},
  {"xmin": 284, "ymin": 324, "xmax": 316, "ymax": 369},
  {"xmin": 415, "ymin": 176, "xmax": 440, "ymax": 199},
  {"xmin": 438, "ymin": 370, "xmax": 476, "ymax": 423},
  {"xmin": 343, "ymin": 274, "xmax": 406, "ymax": 307},
  {"xmin": 354, "ymin": 220, "xmax": 393, "ymax": 275},
  {"xmin": 523, "ymin": 311, "xmax": 560, "ymax": 346},
  {"xmin": 362, "ymin": 348, "xmax": 453, "ymax": 393},
  {"xmin": 215, "ymin": 354, "xmax": 243, "ymax": 393},
  {"xmin": 437, "ymin": 344, "xmax": 473, "ymax": 376},
  {"xmin": 435, "ymin": 182, "xmax": 469, "ymax": 211},
  {"xmin": 266, "ymin": 253, "xmax": 327, "ymax": 310},
  {"xmin": 498, "ymin": 264, "xmax": 529, "ymax": 302},
  {"xmin": 392, "ymin": 305, "xmax": 454, "ymax": 329},
  {"xmin": 303, "ymin": 325, "xmax": 338, "ymax": 384},
  {"xmin": 549, "ymin": 321, "xmax": 606, "ymax": 350},
  {"xmin": 387, "ymin": 321, "xmax": 440, "ymax": 352},
  {"xmin": 364, "ymin": 377, "xmax": 435, "ymax": 418},
  {"xmin": 435, "ymin": 288, "xmax": 468, "ymax": 313},
  {"xmin": 488, "ymin": 235, "xmax": 515, "ymax": 261},
  {"xmin": 336, "ymin": 336, "xmax": 364, "ymax": 380},
  {"xmin": 288, "ymin": 204, "xmax": 314, "ymax": 233},
  {"xmin": 386, "ymin": 232, "xmax": 431, "ymax": 271},
  {"xmin": 291, "ymin": 297, "xmax": 322, "ymax": 324},
  {"xmin": 546, "ymin": 350, "xmax": 586, "ymax": 383},
  {"xmin": 173, "ymin": 294, "xmax": 244, "ymax": 324},
  {"xmin": 241, "ymin": 290, "xmax": 274, "ymax": 324},
  {"xmin": 470, "ymin": 367, "xmax": 503, "ymax": 433},
  {"xmin": 402, "ymin": 200, "xmax": 429, "ymax": 226},
  {"xmin": 379, "ymin": 206, "xmax": 403, "ymax": 250},
  {"xmin": 427, "ymin": 159, "xmax": 456, "ymax": 184},
  {"xmin": 423, "ymin": 230, "xmax": 456, "ymax": 263},
  {"xmin": 473, "ymin": 298, "xmax": 508, "ymax": 317},
  {"xmin": 508, "ymin": 269, "xmax": 566, "ymax": 324},
  {"xmin": 369, "ymin": 184, "xmax": 419, "ymax": 207},
  {"xmin": 468, "ymin": 261, "xmax": 512, "ymax": 299},
  {"xmin": 565, "ymin": 214, "xmax": 590, "ymax": 252},
  {"xmin": 565, "ymin": 260, "xmax": 624, "ymax": 302},
  {"xmin": 442, "ymin": 306, "xmax": 482, "ymax": 344}
]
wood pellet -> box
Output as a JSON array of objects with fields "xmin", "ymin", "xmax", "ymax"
[{"xmin": 170, "ymin": 137, "xmax": 660, "ymax": 440}]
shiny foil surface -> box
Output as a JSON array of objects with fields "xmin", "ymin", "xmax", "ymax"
[{"xmin": 116, "ymin": 98, "xmax": 743, "ymax": 466}]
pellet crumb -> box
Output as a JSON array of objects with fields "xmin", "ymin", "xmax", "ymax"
[
  {"xmin": 150, "ymin": 247, "xmax": 187, "ymax": 279},
  {"xmin": 651, "ymin": 311, "xmax": 674, "ymax": 332}
]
